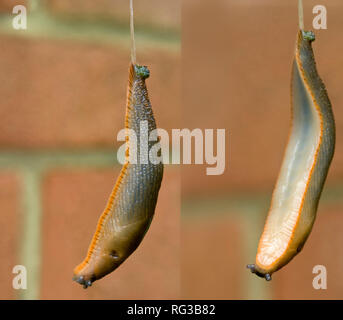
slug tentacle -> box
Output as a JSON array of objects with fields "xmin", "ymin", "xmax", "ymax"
[{"xmin": 247, "ymin": 29, "xmax": 335, "ymax": 279}]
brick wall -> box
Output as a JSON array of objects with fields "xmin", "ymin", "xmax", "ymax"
[{"xmin": 0, "ymin": 1, "xmax": 180, "ymax": 299}]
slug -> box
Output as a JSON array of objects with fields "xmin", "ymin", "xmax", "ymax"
[
  {"xmin": 247, "ymin": 1, "xmax": 335, "ymax": 281},
  {"xmin": 73, "ymin": 0, "xmax": 164, "ymax": 288}
]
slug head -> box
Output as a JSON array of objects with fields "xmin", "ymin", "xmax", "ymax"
[
  {"xmin": 72, "ymin": 274, "xmax": 95, "ymax": 289},
  {"xmin": 247, "ymin": 264, "xmax": 272, "ymax": 281}
]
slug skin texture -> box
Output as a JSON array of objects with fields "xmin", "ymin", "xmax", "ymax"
[
  {"xmin": 73, "ymin": 64, "xmax": 164, "ymax": 288},
  {"xmin": 248, "ymin": 30, "xmax": 335, "ymax": 280}
]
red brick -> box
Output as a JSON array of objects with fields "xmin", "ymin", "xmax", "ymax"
[
  {"xmin": 40, "ymin": 166, "xmax": 180, "ymax": 299},
  {"xmin": 48, "ymin": 0, "xmax": 180, "ymax": 30},
  {"xmin": 181, "ymin": 216, "xmax": 243, "ymax": 299},
  {"xmin": 272, "ymin": 205, "xmax": 343, "ymax": 299},
  {"xmin": 0, "ymin": 173, "xmax": 19, "ymax": 299},
  {"xmin": 0, "ymin": 35, "xmax": 180, "ymax": 148},
  {"xmin": 0, "ymin": 1, "xmax": 27, "ymax": 13},
  {"xmin": 182, "ymin": 0, "xmax": 343, "ymax": 195}
]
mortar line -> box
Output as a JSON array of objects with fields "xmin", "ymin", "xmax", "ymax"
[
  {"xmin": 182, "ymin": 183, "xmax": 343, "ymax": 215},
  {"xmin": 0, "ymin": 8, "xmax": 180, "ymax": 52},
  {"xmin": 18, "ymin": 168, "xmax": 43, "ymax": 300},
  {"xmin": 242, "ymin": 206, "xmax": 272, "ymax": 300},
  {"xmin": 0, "ymin": 150, "xmax": 118, "ymax": 170}
]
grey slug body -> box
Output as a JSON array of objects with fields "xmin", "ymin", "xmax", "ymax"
[{"xmin": 73, "ymin": 64, "xmax": 164, "ymax": 288}]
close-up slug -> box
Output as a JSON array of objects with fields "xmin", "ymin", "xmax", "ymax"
[
  {"xmin": 247, "ymin": 0, "xmax": 335, "ymax": 281},
  {"xmin": 72, "ymin": 0, "xmax": 164, "ymax": 288}
]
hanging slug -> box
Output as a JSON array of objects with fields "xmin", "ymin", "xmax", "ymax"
[
  {"xmin": 247, "ymin": 0, "xmax": 335, "ymax": 280},
  {"xmin": 73, "ymin": 0, "xmax": 164, "ymax": 288}
]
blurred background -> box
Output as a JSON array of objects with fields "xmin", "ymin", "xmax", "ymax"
[
  {"xmin": 181, "ymin": 0, "xmax": 343, "ymax": 299},
  {"xmin": 1, "ymin": 0, "xmax": 343, "ymax": 301},
  {"xmin": 0, "ymin": 0, "xmax": 180, "ymax": 299}
]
